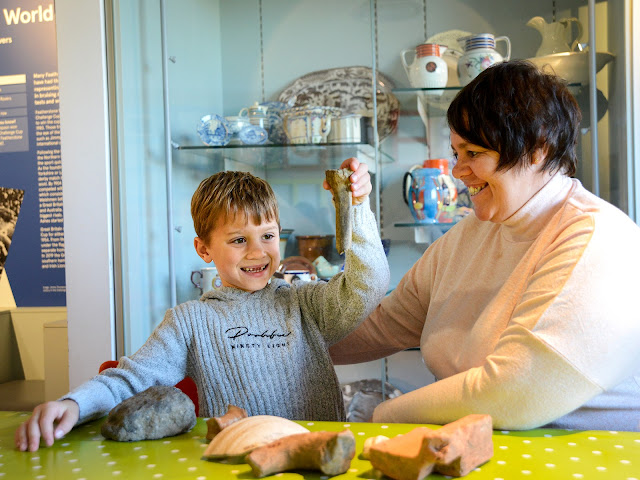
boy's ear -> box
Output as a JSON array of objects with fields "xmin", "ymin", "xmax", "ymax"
[{"xmin": 194, "ymin": 237, "xmax": 213, "ymax": 263}]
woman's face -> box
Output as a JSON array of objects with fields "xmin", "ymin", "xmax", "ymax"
[{"xmin": 450, "ymin": 130, "xmax": 550, "ymax": 223}]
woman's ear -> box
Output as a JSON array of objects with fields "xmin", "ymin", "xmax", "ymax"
[{"xmin": 194, "ymin": 237, "xmax": 213, "ymax": 263}]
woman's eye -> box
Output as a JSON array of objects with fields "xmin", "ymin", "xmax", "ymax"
[{"xmin": 467, "ymin": 151, "xmax": 479, "ymax": 158}]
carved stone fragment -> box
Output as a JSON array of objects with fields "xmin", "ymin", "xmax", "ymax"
[{"xmin": 325, "ymin": 168, "xmax": 353, "ymax": 255}]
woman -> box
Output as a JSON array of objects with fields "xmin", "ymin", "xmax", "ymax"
[{"xmin": 329, "ymin": 60, "xmax": 640, "ymax": 431}]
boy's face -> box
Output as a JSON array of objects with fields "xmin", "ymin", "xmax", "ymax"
[{"xmin": 194, "ymin": 212, "xmax": 280, "ymax": 292}]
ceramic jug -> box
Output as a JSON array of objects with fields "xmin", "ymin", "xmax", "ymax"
[
  {"xmin": 400, "ymin": 43, "xmax": 448, "ymax": 89},
  {"xmin": 526, "ymin": 16, "xmax": 583, "ymax": 57},
  {"xmin": 457, "ymin": 33, "xmax": 511, "ymax": 87},
  {"xmin": 402, "ymin": 167, "xmax": 447, "ymax": 223}
]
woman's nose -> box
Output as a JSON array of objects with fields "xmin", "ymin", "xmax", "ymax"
[{"xmin": 451, "ymin": 159, "xmax": 466, "ymax": 179}]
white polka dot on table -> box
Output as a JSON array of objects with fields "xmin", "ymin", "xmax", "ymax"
[
  {"xmin": 544, "ymin": 434, "xmax": 552, "ymax": 438},
  {"xmin": 568, "ymin": 442, "xmax": 577, "ymax": 446},
  {"xmin": 147, "ymin": 464, "xmax": 156, "ymax": 468},
  {"xmin": 570, "ymin": 457, "xmax": 580, "ymax": 462},
  {"xmin": 522, "ymin": 440, "xmax": 531, "ymax": 444},
  {"xmin": 32, "ymin": 465, "xmax": 42, "ymax": 470},
  {"xmin": 64, "ymin": 450, "xmax": 72, "ymax": 454},
  {"xmin": 588, "ymin": 436, "xmax": 597, "ymax": 441},
  {"xmin": 495, "ymin": 478, "xmax": 505, "ymax": 480},
  {"xmin": 153, "ymin": 474, "xmax": 163, "ymax": 478},
  {"xmin": 572, "ymin": 474, "xmax": 583, "ymax": 478},
  {"xmin": 35, "ymin": 475, "xmax": 45, "ymax": 479},
  {"xmin": 545, "ymin": 448, "xmax": 554, "ymax": 452},
  {"xmin": 615, "ymin": 445, "xmax": 624, "ymax": 449},
  {"xmin": 381, "ymin": 425, "xmax": 388, "ymax": 429},
  {"xmin": 163, "ymin": 440, "xmax": 171, "ymax": 444},
  {"xmin": 306, "ymin": 422, "xmax": 314, "ymax": 426},
  {"xmin": 139, "ymin": 455, "xmax": 148, "ymax": 459},
  {"xmin": 546, "ymin": 463, "xmax": 556, "ymax": 468},
  {"xmin": 357, "ymin": 432, "xmax": 365, "ymax": 436},
  {"xmin": 178, "ymin": 458, "xmax": 187, "ymax": 462},
  {"xmin": 501, "ymin": 431, "xmax": 510, "ymax": 434},
  {"xmin": 188, "ymin": 467, "xmax": 197, "ymax": 472},
  {"xmin": 88, "ymin": 431, "xmax": 96, "ymax": 434},
  {"xmin": 30, "ymin": 456, "xmax": 39, "ymax": 461},
  {"xmin": 112, "ymin": 471, "xmax": 121, "ymax": 476},
  {"xmin": 522, "ymin": 470, "xmax": 532, "ymax": 475},
  {"xmin": 171, "ymin": 449, "xmax": 179, "ymax": 453},
  {"xmin": 231, "ymin": 470, "xmax": 239, "ymax": 474},
  {"xmin": 133, "ymin": 446, "xmax": 142, "ymax": 450},
  {"xmin": 69, "ymin": 459, "xmax": 78, "ymax": 463},
  {"xmin": 609, "ymin": 431, "xmax": 619, "ymax": 434},
  {"xmin": 343, "ymin": 424, "xmax": 350, "ymax": 427},
  {"xmin": 596, "ymin": 467, "xmax": 607, "ymax": 471},
  {"xmin": 592, "ymin": 450, "xmax": 602, "ymax": 455},
  {"xmin": 72, "ymin": 468, "xmax": 81, "ymax": 473},
  {"xmin": 497, "ymin": 460, "xmax": 506, "ymax": 465},
  {"xmin": 349, "ymin": 468, "xmax": 358, "ymax": 472},
  {"xmin": 620, "ymin": 460, "xmax": 631, "ymax": 464},
  {"xmin": 196, "ymin": 477, "xmax": 206, "ymax": 480},
  {"xmin": 522, "ymin": 454, "xmax": 531, "ymax": 459},
  {"xmin": 97, "ymin": 444, "xmax": 105, "ymax": 449},
  {"xmin": 107, "ymin": 461, "xmax": 116, "ymax": 466},
  {"xmin": 199, "ymin": 443, "xmax": 206, "ymax": 448},
  {"xmin": 61, "ymin": 443, "xmax": 70, "ymax": 446},
  {"xmin": 498, "ymin": 445, "xmax": 508, "ymax": 450},
  {"xmin": 101, "ymin": 452, "xmax": 110, "ymax": 457}
]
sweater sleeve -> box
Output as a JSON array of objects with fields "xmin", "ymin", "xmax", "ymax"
[
  {"xmin": 329, "ymin": 242, "xmax": 434, "ymax": 363},
  {"xmin": 371, "ymin": 211, "xmax": 640, "ymax": 429},
  {"xmin": 297, "ymin": 202, "xmax": 390, "ymax": 345},
  {"xmin": 61, "ymin": 308, "xmax": 189, "ymax": 424}
]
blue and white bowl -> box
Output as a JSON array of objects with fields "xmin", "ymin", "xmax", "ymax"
[
  {"xmin": 239, "ymin": 125, "xmax": 268, "ymax": 145},
  {"xmin": 197, "ymin": 114, "xmax": 231, "ymax": 146}
]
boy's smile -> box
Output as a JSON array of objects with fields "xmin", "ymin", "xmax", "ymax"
[{"xmin": 194, "ymin": 213, "xmax": 280, "ymax": 292}]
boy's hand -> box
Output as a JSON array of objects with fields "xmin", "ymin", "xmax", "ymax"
[
  {"xmin": 323, "ymin": 157, "xmax": 372, "ymax": 205},
  {"xmin": 15, "ymin": 399, "xmax": 79, "ymax": 452}
]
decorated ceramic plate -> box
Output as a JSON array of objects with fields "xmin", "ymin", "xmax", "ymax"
[
  {"xmin": 197, "ymin": 114, "xmax": 231, "ymax": 146},
  {"xmin": 278, "ymin": 66, "xmax": 399, "ymax": 141}
]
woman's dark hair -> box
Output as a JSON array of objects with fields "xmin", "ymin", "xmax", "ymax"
[{"xmin": 447, "ymin": 60, "xmax": 581, "ymax": 176}]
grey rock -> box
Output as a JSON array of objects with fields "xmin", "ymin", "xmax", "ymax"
[{"xmin": 101, "ymin": 386, "xmax": 197, "ymax": 442}]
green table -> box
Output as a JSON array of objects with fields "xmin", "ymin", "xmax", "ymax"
[{"xmin": 1, "ymin": 411, "xmax": 639, "ymax": 479}]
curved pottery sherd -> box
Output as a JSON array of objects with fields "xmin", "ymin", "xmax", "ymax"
[{"xmin": 202, "ymin": 415, "xmax": 309, "ymax": 463}]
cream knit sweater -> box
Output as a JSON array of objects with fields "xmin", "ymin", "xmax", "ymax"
[{"xmin": 331, "ymin": 173, "xmax": 640, "ymax": 431}]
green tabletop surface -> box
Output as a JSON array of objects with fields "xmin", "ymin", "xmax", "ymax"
[{"xmin": 1, "ymin": 411, "xmax": 639, "ymax": 479}]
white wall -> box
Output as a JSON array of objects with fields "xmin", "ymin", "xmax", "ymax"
[{"xmin": 56, "ymin": 0, "xmax": 116, "ymax": 388}]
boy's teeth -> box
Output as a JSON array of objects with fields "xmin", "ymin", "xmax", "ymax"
[{"xmin": 242, "ymin": 265, "xmax": 267, "ymax": 273}]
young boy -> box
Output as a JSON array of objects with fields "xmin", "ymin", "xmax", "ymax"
[{"xmin": 16, "ymin": 158, "xmax": 389, "ymax": 452}]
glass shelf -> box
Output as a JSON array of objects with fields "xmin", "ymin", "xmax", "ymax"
[
  {"xmin": 395, "ymin": 221, "xmax": 456, "ymax": 232},
  {"xmin": 172, "ymin": 142, "xmax": 392, "ymax": 173}
]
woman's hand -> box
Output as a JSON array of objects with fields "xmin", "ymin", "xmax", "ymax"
[
  {"xmin": 323, "ymin": 157, "xmax": 372, "ymax": 205},
  {"xmin": 15, "ymin": 399, "xmax": 79, "ymax": 452}
]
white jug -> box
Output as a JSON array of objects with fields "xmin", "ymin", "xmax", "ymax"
[
  {"xmin": 400, "ymin": 43, "xmax": 448, "ymax": 89},
  {"xmin": 526, "ymin": 16, "xmax": 583, "ymax": 57},
  {"xmin": 457, "ymin": 33, "xmax": 511, "ymax": 87}
]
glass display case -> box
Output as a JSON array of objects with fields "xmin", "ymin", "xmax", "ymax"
[{"xmin": 107, "ymin": 0, "xmax": 631, "ymax": 391}]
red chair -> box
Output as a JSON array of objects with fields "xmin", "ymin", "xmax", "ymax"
[{"xmin": 99, "ymin": 360, "xmax": 199, "ymax": 417}]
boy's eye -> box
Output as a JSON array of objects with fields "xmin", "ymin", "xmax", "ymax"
[
  {"xmin": 263, "ymin": 233, "xmax": 275, "ymax": 240},
  {"xmin": 231, "ymin": 237, "xmax": 246, "ymax": 245}
]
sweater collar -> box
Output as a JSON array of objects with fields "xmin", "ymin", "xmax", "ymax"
[
  {"xmin": 200, "ymin": 277, "xmax": 289, "ymax": 301},
  {"xmin": 500, "ymin": 172, "xmax": 572, "ymax": 242}
]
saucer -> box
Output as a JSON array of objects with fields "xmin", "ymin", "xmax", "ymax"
[{"xmin": 197, "ymin": 114, "xmax": 231, "ymax": 146}]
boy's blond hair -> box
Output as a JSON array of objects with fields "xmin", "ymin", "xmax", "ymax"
[{"xmin": 191, "ymin": 171, "xmax": 280, "ymax": 242}]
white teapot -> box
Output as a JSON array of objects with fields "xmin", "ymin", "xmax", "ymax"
[
  {"xmin": 457, "ymin": 33, "xmax": 511, "ymax": 87},
  {"xmin": 526, "ymin": 16, "xmax": 583, "ymax": 57}
]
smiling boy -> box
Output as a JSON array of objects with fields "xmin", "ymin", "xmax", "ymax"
[{"xmin": 16, "ymin": 163, "xmax": 389, "ymax": 452}]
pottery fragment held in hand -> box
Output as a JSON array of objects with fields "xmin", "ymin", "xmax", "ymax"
[{"xmin": 325, "ymin": 168, "xmax": 354, "ymax": 255}]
